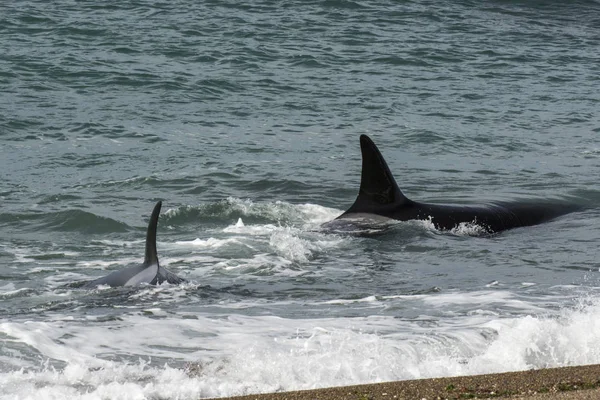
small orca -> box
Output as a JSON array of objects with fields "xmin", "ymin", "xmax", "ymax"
[
  {"xmin": 324, "ymin": 135, "xmax": 580, "ymax": 234},
  {"xmin": 84, "ymin": 201, "xmax": 184, "ymax": 288}
]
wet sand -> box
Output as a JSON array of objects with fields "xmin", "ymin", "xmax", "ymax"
[{"xmin": 211, "ymin": 364, "xmax": 600, "ymax": 400}]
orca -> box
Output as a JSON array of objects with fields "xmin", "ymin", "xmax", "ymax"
[
  {"xmin": 324, "ymin": 135, "xmax": 580, "ymax": 234},
  {"xmin": 84, "ymin": 201, "xmax": 184, "ymax": 288}
]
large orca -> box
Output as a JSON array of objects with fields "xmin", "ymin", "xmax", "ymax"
[
  {"xmin": 325, "ymin": 135, "xmax": 580, "ymax": 234},
  {"xmin": 84, "ymin": 201, "xmax": 184, "ymax": 288}
]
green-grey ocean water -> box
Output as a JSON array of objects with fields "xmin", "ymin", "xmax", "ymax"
[{"xmin": 1, "ymin": 1, "xmax": 600, "ymax": 398}]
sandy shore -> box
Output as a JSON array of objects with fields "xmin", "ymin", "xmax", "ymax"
[{"xmin": 211, "ymin": 364, "xmax": 600, "ymax": 400}]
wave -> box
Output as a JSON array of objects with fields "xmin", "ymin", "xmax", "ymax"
[
  {"xmin": 2, "ymin": 291, "xmax": 600, "ymax": 398},
  {"xmin": 163, "ymin": 197, "xmax": 340, "ymax": 226},
  {"xmin": 0, "ymin": 209, "xmax": 130, "ymax": 234}
]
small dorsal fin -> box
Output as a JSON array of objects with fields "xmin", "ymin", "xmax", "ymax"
[
  {"xmin": 343, "ymin": 135, "xmax": 409, "ymax": 215},
  {"xmin": 144, "ymin": 201, "xmax": 162, "ymax": 266}
]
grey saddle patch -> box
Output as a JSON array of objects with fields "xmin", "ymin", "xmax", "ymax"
[{"xmin": 84, "ymin": 201, "xmax": 185, "ymax": 288}]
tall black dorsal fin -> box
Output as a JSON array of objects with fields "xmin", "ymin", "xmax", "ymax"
[
  {"xmin": 343, "ymin": 135, "xmax": 409, "ymax": 215},
  {"xmin": 144, "ymin": 201, "xmax": 162, "ymax": 266}
]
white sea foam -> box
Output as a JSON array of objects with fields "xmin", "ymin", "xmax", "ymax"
[
  {"xmin": 2, "ymin": 294, "xmax": 600, "ymax": 399},
  {"xmin": 408, "ymin": 217, "xmax": 490, "ymax": 236},
  {"xmin": 319, "ymin": 296, "xmax": 379, "ymax": 305},
  {"xmin": 222, "ymin": 218, "xmax": 278, "ymax": 235},
  {"xmin": 269, "ymin": 230, "xmax": 313, "ymax": 263},
  {"xmin": 167, "ymin": 198, "xmax": 342, "ymax": 228},
  {"xmin": 268, "ymin": 228, "xmax": 347, "ymax": 263},
  {"xmin": 450, "ymin": 221, "xmax": 490, "ymax": 236},
  {"xmin": 0, "ymin": 283, "xmax": 16, "ymax": 292},
  {"xmin": 421, "ymin": 290, "xmax": 549, "ymax": 313},
  {"xmin": 581, "ymin": 147, "xmax": 600, "ymax": 157},
  {"xmin": 415, "ymin": 217, "xmax": 438, "ymax": 232},
  {"xmin": 95, "ymin": 239, "xmax": 144, "ymax": 247},
  {"xmin": 295, "ymin": 203, "xmax": 343, "ymax": 225},
  {"xmin": 76, "ymin": 259, "xmax": 139, "ymax": 269},
  {"xmin": 211, "ymin": 253, "xmax": 303, "ymax": 277},
  {"xmin": 174, "ymin": 237, "xmax": 246, "ymax": 249},
  {"xmin": 6, "ymin": 245, "xmax": 81, "ymax": 265},
  {"xmin": 173, "ymin": 214, "xmax": 348, "ymax": 266},
  {"xmin": 0, "ymin": 284, "xmax": 32, "ymax": 299}
]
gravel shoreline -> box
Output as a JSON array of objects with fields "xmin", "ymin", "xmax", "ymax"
[{"xmin": 209, "ymin": 364, "xmax": 600, "ymax": 400}]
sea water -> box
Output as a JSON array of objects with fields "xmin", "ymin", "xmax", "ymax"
[{"xmin": 1, "ymin": 1, "xmax": 600, "ymax": 398}]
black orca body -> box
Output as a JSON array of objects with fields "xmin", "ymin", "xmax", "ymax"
[
  {"xmin": 84, "ymin": 201, "xmax": 184, "ymax": 288},
  {"xmin": 327, "ymin": 135, "xmax": 579, "ymax": 234}
]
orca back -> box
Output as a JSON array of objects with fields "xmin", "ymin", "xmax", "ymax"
[
  {"xmin": 332, "ymin": 135, "xmax": 580, "ymax": 234},
  {"xmin": 84, "ymin": 201, "xmax": 185, "ymax": 288}
]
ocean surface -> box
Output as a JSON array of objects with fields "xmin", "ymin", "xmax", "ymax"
[{"xmin": 1, "ymin": 0, "xmax": 600, "ymax": 398}]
